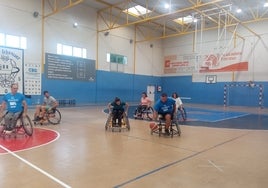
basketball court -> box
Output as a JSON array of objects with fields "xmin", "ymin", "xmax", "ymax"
[{"xmin": 1, "ymin": 104, "xmax": 268, "ymax": 188}]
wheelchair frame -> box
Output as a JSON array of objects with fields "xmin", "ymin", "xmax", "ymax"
[
  {"xmin": 133, "ymin": 105, "xmax": 154, "ymax": 120},
  {"xmin": 150, "ymin": 114, "xmax": 181, "ymax": 138},
  {"xmin": 33, "ymin": 108, "xmax": 61, "ymax": 125},
  {"xmin": 105, "ymin": 111, "xmax": 130, "ymax": 132},
  {"xmin": 0, "ymin": 112, "xmax": 33, "ymax": 138}
]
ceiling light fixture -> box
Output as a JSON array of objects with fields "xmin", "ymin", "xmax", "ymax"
[
  {"xmin": 236, "ymin": 8, "xmax": 242, "ymax": 13},
  {"xmin": 264, "ymin": 2, "xmax": 268, "ymax": 7},
  {"xmin": 164, "ymin": 3, "xmax": 170, "ymax": 9},
  {"xmin": 73, "ymin": 22, "xmax": 78, "ymax": 28}
]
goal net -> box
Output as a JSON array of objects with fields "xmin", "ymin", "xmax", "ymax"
[{"xmin": 223, "ymin": 82, "xmax": 263, "ymax": 108}]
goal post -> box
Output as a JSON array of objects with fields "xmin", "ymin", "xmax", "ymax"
[{"xmin": 223, "ymin": 82, "xmax": 263, "ymax": 108}]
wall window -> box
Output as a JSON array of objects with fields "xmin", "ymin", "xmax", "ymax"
[
  {"xmin": 0, "ymin": 33, "xmax": 27, "ymax": 49},
  {"xmin": 57, "ymin": 43, "xmax": 87, "ymax": 58},
  {"xmin": 107, "ymin": 53, "xmax": 127, "ymax": 72},
  {"xmin": 107, "ymin": 53, "xmax": 127, "ymax": 64}
]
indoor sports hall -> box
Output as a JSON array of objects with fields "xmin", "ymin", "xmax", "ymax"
[{"xmin": 1, "ymin": 0, "xmax": 268, "ymax": 188}]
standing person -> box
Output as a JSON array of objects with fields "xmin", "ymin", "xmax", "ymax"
[
  {"xmin": 153, "ymin": 93, "xmax": 176, "ymax": 135},
  {"xmin": 135, "ymin": 92, "xmax": 152, "ymax": 117},
  {"xmin": 34, "ymin": 91, "xmax": 58, "ymax": 121},
  {"xmin": 108, "ymin": 97, "xmax": 129, "ymax": 127},
  {"xmin": 0, "ymin": 83, "xmax": 28, "ymax": 134}
]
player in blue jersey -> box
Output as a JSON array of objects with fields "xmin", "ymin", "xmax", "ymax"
[
  {"xmin": 0, "ymin": 83, "xmax": 28, "ymax": 134},
  {"xmin": 153, "ymin": 93, "xmax": 176, "ymax": 135}
]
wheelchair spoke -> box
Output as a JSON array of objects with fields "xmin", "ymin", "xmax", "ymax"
[
  {"xmin": 47, "ymin": 109, "xmax": 61, "ymax": 125},
  {"xmin": 146, "ymin": 107, "xmax": 154, "ymax": 120}
]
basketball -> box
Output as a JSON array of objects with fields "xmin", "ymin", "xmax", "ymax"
[{"xmin": 149, "ymin": 122, "xmax": 158, "ymax": 131}]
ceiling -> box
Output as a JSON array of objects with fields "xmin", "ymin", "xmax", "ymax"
[{"xmin": 45, "ymin": 0, "xmax": 268, "ymax": 41}]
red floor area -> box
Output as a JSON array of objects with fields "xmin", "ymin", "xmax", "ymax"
[{"xmin": 0, "ymin": 128, "xmax": 59, "ymax": 154}]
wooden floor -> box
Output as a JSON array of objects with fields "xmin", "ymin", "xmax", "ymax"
[{"xmin": 1, "ymin": 104, "xmax": 268, "ymax": 188}]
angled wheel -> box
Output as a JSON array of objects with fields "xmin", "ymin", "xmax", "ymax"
[
  {"xmin": 22, "ymin": 115, "xmax": 33, "ymax": 136},
  {"xmin": 105, "ymin": 113, "xmax": 113, "ymax": 131},
  {"xmin": 133, "ymin": 108, "xmax": 138, "ymax": 119},
  {"xmin": 47, "ymin": 109, "xmax": 61, "ymax": 125},
  {"xmin": 179, "ymin": 107, "xmax": 187, "ymax": 121},
  {"xmin": 146, "ymin": 106, "xmax": 154, "ymax": 120},
  {"xmin": 123, "ymin": 113, "xmax": 130, "ymax": 130},
  {"xmin": 0, "ymin": 117, "xmax": 5, "ymax": 134},
  {"xmin": 172, "ymin": 121, "xmax": 181, "ymax": 136}
]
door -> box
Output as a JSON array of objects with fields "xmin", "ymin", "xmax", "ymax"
[{"xmin": 147, "ymin": 85, "xmax": 155, "ymax": 104}]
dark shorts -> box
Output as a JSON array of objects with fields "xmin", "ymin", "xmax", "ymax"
[{"xmin": 159, "ymin": 112, "xmax": 173, "ymax": 120}]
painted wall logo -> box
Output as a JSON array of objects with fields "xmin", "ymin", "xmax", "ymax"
[
  {"xmin": 200, "ymin": 52, "xmax": 248, "ymax": 73},
  {"xmin": 0, "ymin": 47, "xmax": 23, "ymax": 94},
  {"xmin": 28, "ymin": 67, "xmax": 38, "ymax": 73}
]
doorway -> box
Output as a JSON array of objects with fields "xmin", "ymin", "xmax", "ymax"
[{"xmin": 147, "ymin": 85, "xmax": 155, "ymax": 103}]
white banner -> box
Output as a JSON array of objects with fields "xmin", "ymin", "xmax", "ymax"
[{"xmin": 0, "ymin": 46, "xmax": 23, "ymax": 94}]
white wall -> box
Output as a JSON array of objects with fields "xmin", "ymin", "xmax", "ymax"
[
  {"xmin": 44, "ymin": 4, "xmax": 97, "ymax": 60},
  {"xmin": 2, "ymin": 1, "xmax": 267, "ymax": 81},
  {"xmin": 0, "ymin": 0, "xmax": 42, "ymax": 64},
  {"xmin": 97, "ymin": 23, "xmax": 163, "ymax": 76},
  {"xmin": 163, "ymin": 21, "xmax": 268, "ymax": 82},
  {"xmin": 0, "ymin": 1, "xmax": 163, "ymax": 76}
]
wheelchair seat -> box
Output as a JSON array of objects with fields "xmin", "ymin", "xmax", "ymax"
[
  {"xmin": 105, "ymin": 111, "xmax": 130, "ymax": 132},
  {"xmin": 150, "ymin": 114, "xmax": 181, "ymax": 137}
]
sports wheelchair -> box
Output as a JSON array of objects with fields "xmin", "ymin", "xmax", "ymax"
[
  {"xmin": 0, "ymin": 112, "xmax": 33, "ymax": 138},
  {"xmin": 105, "ymin": 111, "xmax": 130, "ymax": 132},
  {"xmin": 33, "ymin": 108, "xmax": 61, "ymax": 125},
  {"xmin": 133, "ymin": 105, "xmax": 154, "ymax": 120},
  {"xmin": 150, "ymin": 113, "xmax": 181, "ymax": 138}
]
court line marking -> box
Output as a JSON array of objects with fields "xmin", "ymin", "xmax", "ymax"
[
  {"xmin": 0, "ymin": 127, "xmax": 60, "ymax": 155},
  {"xmin": 208, "ymin": 160, "xmax": 224, "ymax": 172},
  {"xmin": 0, "ymin": 144, "xmax": 71, "ymax": 188},
  {"xmin": 0, "ymin": 140, "xmax": 71, "ymax": 188},
  {"xmin": 113, "ymin": 131, "xmax": 250, "ymax": 188},
  {"xmin": 185, "ymin": 108, "xmax": 250, "ymax": 122},
  {"xmin": 198, "ymin": 160, "xmax": 224, "ymax": 172}
]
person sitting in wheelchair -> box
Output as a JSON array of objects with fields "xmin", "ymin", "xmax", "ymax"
[
  {"xmin": 34, "ymin": 90, "xmax": 58, "ymax": 121},
  {"xmin": 108, "ymin": 97, "xmax": 129, "ymax": 127},
  {"xmin": 171, "ymin": 92, "xmax": 183, "ymax": 113},
  {"xmin": 134, "ymin": 92, "xmax": 152, "ymax": 117},
  {"xmin": 0, "ymin": 83, "xmax": 28, "ymax": 134},
  {"xmin": 153, "ymin": 93, "xmax": 176, "ymax": 135}
]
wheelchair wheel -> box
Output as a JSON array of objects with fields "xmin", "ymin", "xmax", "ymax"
[
  {"xmin": 133, "ymin": 108, "xmax": 139, "ymax": 119},
  {"xmin": 0, "ymin": 117, "xmax": 5, "ymax": 134},
  {"xmin": 179, "ymin": 107, "xmax": 187, "ymax": 121},
  {"xmin": 47, "ymin": 109, "xmax": 61, "ymax": 125},
  {"xmin": 171, "ymin": 118, "xmax": 181, "ymax": 137},
  {"xmin": 22, "ymin": 115, "xmax": 33, "ymax": 136},
  {"xmin": 123, "ymin": 113, "xmax": 130, "ymax": 130},
  {"xmin": 146, "ymin": 106, "xmax": 154, "ymax": 120},
  {"xmin": 105, "ymin": 113, "xmax": 113, "ymax": 130}
]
